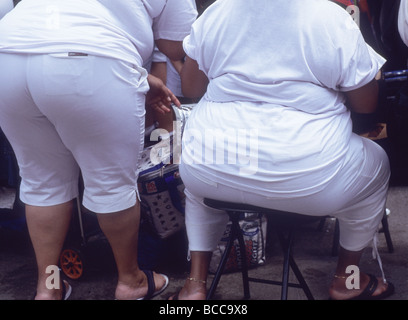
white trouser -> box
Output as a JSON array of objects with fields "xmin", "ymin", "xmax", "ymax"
[
  {"xmin": 0, "ymin": 53, "xmax": 147, "ymax": 213},
  {"xmin": 180, "ymin": 135, "xmax": 390, "ymax": 253}
]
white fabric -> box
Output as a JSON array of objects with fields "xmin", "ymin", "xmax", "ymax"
[
  {"xmin": 0, "ymin": 0, "xmax": 197, "ymax": 67},
  {"xmin": 0, "ymin": 0, "xmax": 197, "ymax": 213},
  {"xmin": 180, "ymin": 136, "xmax": 389, "ymax": 252},
  {"xmin": 180, "ymin": 0, "xmax": 390, "ymax": 253},
  {"xmin": 398, "ymin": 0, "xmax": 408, "ymax": 47},
  {"xmin": 0, "ymin": 53, "xmax": 146, "ymax": 213},
  {"xmin": 0, "ymin": 0, "xmax": 13, "ymax": 19},
  {"xmin": 166, "ymin": 60, "xmax": 183, "ymax": 97},
  {"xmin": 182, "ymin": 0, "xmax": 385, "ymax": 195}
]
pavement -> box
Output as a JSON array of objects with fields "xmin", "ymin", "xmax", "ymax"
[{"xmin": 0, "ymin": 184, "xmax": 407, "ymax": 302}]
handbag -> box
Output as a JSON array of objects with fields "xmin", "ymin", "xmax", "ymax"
[
  {"xmin": 137, "ymin": 145, "xmax": 186, "ymax": 239},
  {"xmin": 209, "ymin": 213, "xmax": 267, "ymax": 274}
]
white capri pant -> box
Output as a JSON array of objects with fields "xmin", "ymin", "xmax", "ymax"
[
  {"xmin": 180, "ymin": 134, "xmax": 390, "ymax": 253},
  {"xmin": 0, "ymin": 53, "xmax": 147, "ymax": 213}
]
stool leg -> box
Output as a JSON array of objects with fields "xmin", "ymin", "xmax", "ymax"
[
  {"xmin": 332, "ymin": 219, "xmax": 340, "ymax": 257},
  {"xmin": 235, "ymin": 216, "xmax": 251, "ymax": 299},
  {"xmin": 206, "ymin": 225, "xmax": 235, "ymax": 300},
  {"xmin": 288, "ymin": 255, "xmax": 314, "ymax": 300},
  {"xmin": 206, "ymin": 213, "xmax": 251, "ymax": 300},
  {"xmin": 381, "ymin": 211, "xmax": 394, "ymax": 253},
  {"xmin": 277, "ymin": 229, "xmax": 292, "ymax": 300},
  {"xmin": 278, "ymin": 228, "xmax": 314, "ymax": 300}
]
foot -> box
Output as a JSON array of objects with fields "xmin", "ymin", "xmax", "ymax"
[
  {"xmin": 34, "ymin": 280, "xmax": 71, "ymax": 300},
  {"xmin": 115, "ymin": 270, "xmax": 168, "ymax": 300},
  {"xmin": 329, "ymin": 272, "xmax": 393, "ymax": 300},
  {"xmin": 168, "ymin": 278, "xmax": 206, "ymax": 300},
  {"xmin": 168, "ymin": 289, "xmax": 206, "ymax": 300}
]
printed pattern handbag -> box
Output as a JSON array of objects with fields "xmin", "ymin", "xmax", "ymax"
[
  {"xmin": 137, "ymin": 146, "xmax": 186, "ymax": 239},
  {"xmin": 209, "ymin": 213, "xmax": 267, "ymax": 273}
]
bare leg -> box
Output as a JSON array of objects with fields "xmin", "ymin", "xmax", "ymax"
[
  {"xmin": 169, "ymin": 251, "xmax": 211, "ymax": 300},
  {"xmin": 26, "ymin": 201, "xmax": 73, "ymax": 300},
  {"xmin": 329, "ymin": 246, "xmax": 390, "ymax": 300},
  {"xmin": 96, "ymin": 202, "xmax": 166, "ymax": 300}
]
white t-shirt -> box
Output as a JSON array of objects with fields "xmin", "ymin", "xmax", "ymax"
[
  {"xmin": 181, "ymin": 0, "xmax": 386, "ymax": 195},
  {"xmin": 151, "ymin": 46, "xmax": 183, "ymax": 97},
  {"xmin": 398, "ymin": 0, "xmax": 408, "ymax": 47},
  {"xmin": 0, "ymin": 0, "xmax": 13, "ymax": 19},
  {"xmin": 0, "ymin": 0, "xmax": 197, "ymax": 67}
]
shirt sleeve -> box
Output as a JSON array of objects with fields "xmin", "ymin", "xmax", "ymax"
[
  {"xmin": 182, "ymin": 16, "xmax": 208, "ymax": 75},
  {"xmin": 152, "ymin": 46, "xmax": 167, "ymax": 62},
  {"xmin": 335, "ymin": 37, "xmax": 386, "ymax": 92},
  {"xmin": 313, "ymin": 4, "xmax": 386, "ymax": 92},
  {"xmin": 153, "ymin": 0, "xmax": 197, "ymax": 41},
  {"xmin": 182, "ymin": 32, "xmax": 197, "ymax": 60}
]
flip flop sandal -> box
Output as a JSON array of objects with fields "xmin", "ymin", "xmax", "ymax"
[
  {"xmin": 137, "ymin": 270, "xmax": 169, "ymax": 300},
  {"xmin": 350, "ymin": 274, "xmax": 395, "ymax": 300},
  {"xmin": 32, "ymin": 279, "xmax": 72, "ymax": 300},
  {"xmin": 62, "ymin": 280, "xmax": 72, "ymax": 300}
]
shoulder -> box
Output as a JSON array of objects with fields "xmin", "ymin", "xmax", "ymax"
[
  {"xmin": 309, "ymin": 0, "xmax": 361, "ymax": 44},
  {"xmin": 0, "ymin": 0, "xmax": 13, "ymax": 20}
]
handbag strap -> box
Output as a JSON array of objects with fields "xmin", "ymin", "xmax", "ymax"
[{"xmin": 164, "ymin": 173, "xmax": 185, "ymax": 214}]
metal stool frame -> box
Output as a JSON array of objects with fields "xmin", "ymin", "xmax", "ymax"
[{"xmin": 204, "ymin": 198, "xmax": 318, "ymax": 300}]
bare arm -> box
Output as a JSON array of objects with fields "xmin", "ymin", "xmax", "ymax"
[
  {"xmin": 149, "ymin": 61, "xmax": 167, "ymax": 85},
  {"xmin": 344, "ymin": 79, "xmax": 379, "ymax": 114},
  {"xmin": 155, "ymin": 39, "xmax": 185, "ymax": 61},
  {"xmin": 181, "ymin": 56, "xmax": 209, "ymax": 98}
]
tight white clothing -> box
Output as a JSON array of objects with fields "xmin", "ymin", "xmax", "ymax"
[
  {"xmin": 180, "ymin": 0, "xmax": 390, "ymax": 254},
  {"xmin": 0, "ymin": 0, "xmax": 196, "ymax": 213},
  {"xmin": 0, "ymin": 53, "xmax": 146, "ymax": 213},
  {"xmin": 0, "ymin": 0, "xmax": 197, "ymax": 67},
  {"xmin": 181, "ymin": 134, "xmax": 390, "ymax": 252}
]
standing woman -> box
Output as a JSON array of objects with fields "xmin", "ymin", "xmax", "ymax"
[{"xmin": 0, "ymin": 0, "xmax": 197, "ymax": 300}]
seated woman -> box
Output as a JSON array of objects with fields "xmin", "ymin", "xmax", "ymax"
[{"xmin": 173, "ymin": 0, "xmax": 394, "ymax": 300}]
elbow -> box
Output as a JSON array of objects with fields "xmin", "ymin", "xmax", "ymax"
[
  {"xmin": 155, "ymin": 39, "xmax": 185, "ymax": 61},
  {"xmin": 345, "ymin": 79, "xmax": 379, "ymax": 114},
  {"xmin": 181, "ymin": 84, "xmax": 207, "ymax": 99},
  {"xmin": 180, "ymin": 56, "xmax": 209, "ymax": 98}
]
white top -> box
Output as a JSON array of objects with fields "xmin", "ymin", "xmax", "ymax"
[
  {"xmin": 0, "ymin": 0, "xmax": 197, "ymax": 67},
  {"xmin": 181, "ymin": 0, "xmax": 386, "ymax": 196},
  {"xmin": 0, "ymin": 0, "xmax": 13, "ymax": 19},
  {"xmin": 398, "ymin": 0, "xmax": 408, "ymax": 47}
]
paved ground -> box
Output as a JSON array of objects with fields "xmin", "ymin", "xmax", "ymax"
[{"xmin": 0, "ymin": 185, "xmax": 407, "ymax": 301}]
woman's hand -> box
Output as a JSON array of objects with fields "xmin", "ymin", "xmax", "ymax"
[{"xmin": 146, "ymin": 74, "xmax": 181, "ymax": 114}]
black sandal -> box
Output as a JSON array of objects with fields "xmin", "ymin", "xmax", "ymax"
[
  {"xmin": 137, "ymin": 270, "xmax": 169, "ymax": 300},
  {"xmin": 349, "ymin": 274, "xmax": 394, "ymax": 300}
]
